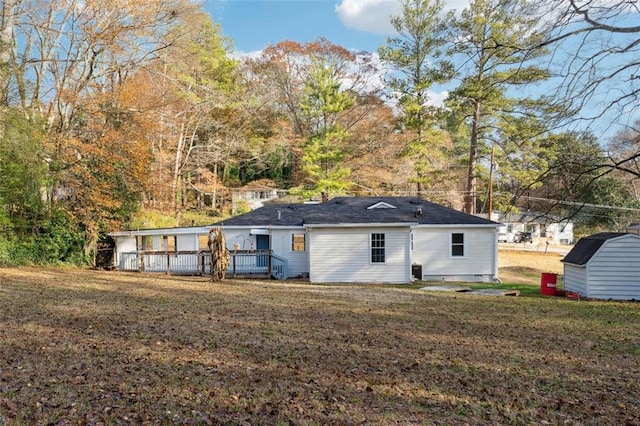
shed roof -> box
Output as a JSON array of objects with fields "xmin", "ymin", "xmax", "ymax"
[
  {"xmin": 562, "ymin": 232, "xmax": 629, "ymax": 265},
  {"xmin": 216, "ymin": 196, "xmax": 499, "ymax": 228}
]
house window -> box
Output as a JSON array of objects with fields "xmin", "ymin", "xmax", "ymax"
[
  {"xmin": 451, "ymin": 233, "xmax": 465, "ymax": 257},
  {"xmin": 371, "ymin": 233, "xmax": 385, "ymax": 263},
  {"xmin": 292, "ymin": 233, "xmax": 306, "ymax": 252},
  {"xmin": 198, "ymin": 235, "xmax": 210, "ymax": 250},
  {"xmin": 161, "ymin": 235, "xmax": 176, "ymax": 252}
]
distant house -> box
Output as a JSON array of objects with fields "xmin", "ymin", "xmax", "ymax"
[
  {"xmin": 562, "ymin": 232, "xmax": 640, "ymax": 300},
  {"xmin": 111, "ymin": 197, "xmax": 501, "ymax": 284},
  {"xmin": 493, "ymin": 211, "xmax": 574, "ymax": 245},
  {"xmin": 626, "ymin": 223, "xmax": 640, "ymax": 234},
  {"xmin": 231, "ymin": 179, "xmax": 286, "ymax": 213}
]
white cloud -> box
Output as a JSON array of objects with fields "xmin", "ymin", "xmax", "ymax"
[
  {"xmin": 335, "ymin": 0, "xmax": 471, "ymax": 34},
  {"xmin": 335, "ymin": 0, "xmax": 400, "ymax": 34},
  {"xmin": 231, "ymin": 50, "xmax": 263, "ymax": 60},
  {"xmin": 427, "ymin": 90, "xmax": 449, "ymax": 107}
]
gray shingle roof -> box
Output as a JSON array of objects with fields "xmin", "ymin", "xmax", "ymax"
[
  {"xmin": 562, "ymin": 232, "xmax": 629, "ymax": 265},
  {"xmin": 215, "ymin": 197, "xmax": 499, "ymax": 227}
]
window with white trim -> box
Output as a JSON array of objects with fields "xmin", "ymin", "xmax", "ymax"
[
  {"xmin": 451, "ymin": 233, "xmax": 464, "ymax": 257},
  {"xmin": 292, "ymin": 233, "xmax": 306, "ymax": 252},
  {"xmin": 198, "ymin": 235, "xmax": 210, "ymax": 250},
  {"xmin": 371, "ymin": 233, "xmax": 385, "ymax": 263}
]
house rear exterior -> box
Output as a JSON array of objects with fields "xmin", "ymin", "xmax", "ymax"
[
  {"xmin": 111, "ymin": 197, "xmax": 501, "ymax": 284},
  {"xmin": 562, "ymin": 232, "xmax": 640, "ymax": 300}
]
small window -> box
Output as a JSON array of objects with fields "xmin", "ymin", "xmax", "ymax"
[
  {"xmin": 371, "ymin": 233, "xmax": 385, "ymax": 263},
  {"xmin": 292, "ymin": 233, "xmax": 306, "ymax": 252},
  {"xmin": 198, "ymin": 235, "xmax": 210, "ymax": 250},
  {"xmin": 451, "ymin": 233, "xmax": 464, "ymax": 257}
]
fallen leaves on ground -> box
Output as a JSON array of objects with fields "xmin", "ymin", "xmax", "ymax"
[{"xmin": 1, "ymin": 267, "xmax": 639, "ymax": 425}]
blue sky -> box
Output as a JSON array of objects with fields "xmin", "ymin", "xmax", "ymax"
[
  {"xmin": 204, "ymin": 0, "xmax": 464, "ymax": 106},
  {"xmin": 205, "ymin": 0, "xmax": 400, "ymax": 55},
  {"xmin": 204, "ymin": 0, "xmax": 638, "ymax": 141}
]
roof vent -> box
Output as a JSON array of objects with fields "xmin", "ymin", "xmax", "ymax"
[
  {"xmin": 367, "ymin": 201, "xmax": 396, "ymax": 210},
  {"xmin": 414, "ymin": 207, "xmax": 423, "ymax": 217}
]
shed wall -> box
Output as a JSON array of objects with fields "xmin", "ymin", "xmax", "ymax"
[
  {"xmin": 586, "ymin": 236, "xmax": 640, "ymax": 300},
  {"xmin": 563, "ymin": 264, "xmax": 587, "ymax": 296}
]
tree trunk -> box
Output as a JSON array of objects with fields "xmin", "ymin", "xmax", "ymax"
[
  {"xmin": 172, "ymin": 121, "xmax": 186, "ymax": 212},
  {"xmin": 465, "ymin": 101, "xmax": 481, "ymax": 214},
  {"xmin": 0, "ymin": 0, "xmax": 16, "ymax": 106}
]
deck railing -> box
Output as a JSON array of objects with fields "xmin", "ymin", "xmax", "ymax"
[{"xmin": 118, "ymin": 249, "xmax": 288, "ymax": 280}]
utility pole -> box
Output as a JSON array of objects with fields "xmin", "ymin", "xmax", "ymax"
[{"xmin": 487, "ymin": 143, "xmax": 495, "ymax": 219}]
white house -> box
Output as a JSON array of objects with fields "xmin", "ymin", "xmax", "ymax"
[
  {"xmin": 493, "ymin": 211, "xmax": 574, "ymax": 245},
  {"xmin": 110, "ymin": 197, "xmax": 501, "ymax": 284},
  {"xmin": 231, "ymin": 180, "xmax": 286, "ymax": 213},
  {"xmin": 562, "ymin": 232, "xmax": 640, "ymax": 300}
]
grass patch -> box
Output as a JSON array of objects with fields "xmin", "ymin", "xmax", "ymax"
[{"xmin": 1, "ymin": 267, "xmax": 640, "ymax": 425}]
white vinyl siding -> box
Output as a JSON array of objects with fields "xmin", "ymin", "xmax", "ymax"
[
  {"xmin": 176, "ymin": 234, "xmax": 199, "ymax": 251},
  {"xmin": 309, "ymin": 227, "xmax": 410, "ymax": 283},
  {"xmin": 563, "ymin": 264, "xmax": 587, "ymax": 296},
  {"xmin": 270, "ymin": 229, "xmax": 309, "ymax": 278},
  {"xmin": 581, "ymin": 235, "xmax": 640, "ymax": 300},
  {"xmin": 412, "ymin": 227, "xmax": 497, "ymax": 282}
]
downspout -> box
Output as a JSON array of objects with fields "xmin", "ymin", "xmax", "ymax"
[
  {"xmin": 494, "ymin": 228, "xmax": 501, "ymax": 283},
  {"xmin": 409, "ymin": 226, "xmax": 415, "ymax": 283}
]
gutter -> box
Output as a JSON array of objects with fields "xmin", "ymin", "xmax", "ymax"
[{"xmin": 305, "ymin": 222, "xmax": 418, "ymax": 229}]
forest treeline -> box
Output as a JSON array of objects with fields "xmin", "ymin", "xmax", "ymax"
[{"xmin": 0, "ymin": 0, "xmax": 639, "ymax": 265}]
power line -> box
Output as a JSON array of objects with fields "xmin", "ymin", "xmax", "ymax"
[{"xmin": 521, "ymin": 196, "xmax": 640, "ymax": 213}]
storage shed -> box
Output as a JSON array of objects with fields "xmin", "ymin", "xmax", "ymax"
[{"xmin": 562, "ymin": 232, "xmax": 640, "ymax": 300}]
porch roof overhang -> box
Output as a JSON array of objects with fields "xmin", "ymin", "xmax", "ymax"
[
  {"xmin": 217, "ymin": 225, "xmax": 305, "ymax": 230},
  {"xmin": 110, "ymin": 226, "xmax": 212, "ymax": 238}
]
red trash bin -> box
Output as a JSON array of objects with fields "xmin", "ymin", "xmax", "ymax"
[{"xmin": 540, "ymin": 273, "xmax": 558, "ymax": 296}]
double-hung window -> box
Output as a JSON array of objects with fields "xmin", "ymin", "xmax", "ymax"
[
  {"xmin": 292, "ymin": 233, "xmax": 306, "ymax": 252},
  {"xmin": 451, "ymin": 233, "xmax": 465, "ymax": 257},
  {"xmin": 371, "ymin": 233, "xmax": 385, "ymax": 263}
]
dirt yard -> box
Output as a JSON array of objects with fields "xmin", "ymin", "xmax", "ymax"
[
  {"xmin": 498, "ymin": 249, "xmax": 565, "ymax": 285},
  {"xmin": 1, "ymin": 263, "xmax": 639, "ymax": 425}
]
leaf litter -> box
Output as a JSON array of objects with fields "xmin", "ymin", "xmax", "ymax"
[{"xmin": 0, "ymin": 266, "xmax": 639, "ymax": 425}]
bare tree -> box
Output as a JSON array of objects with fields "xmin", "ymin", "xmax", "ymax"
[
  {"xmin": 539, "ymin": 0, "xmax": 640, "ymax": 134},
  {"xmin": 0, "ymin": 0, "xmax": 17, "ymax": 106}
]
